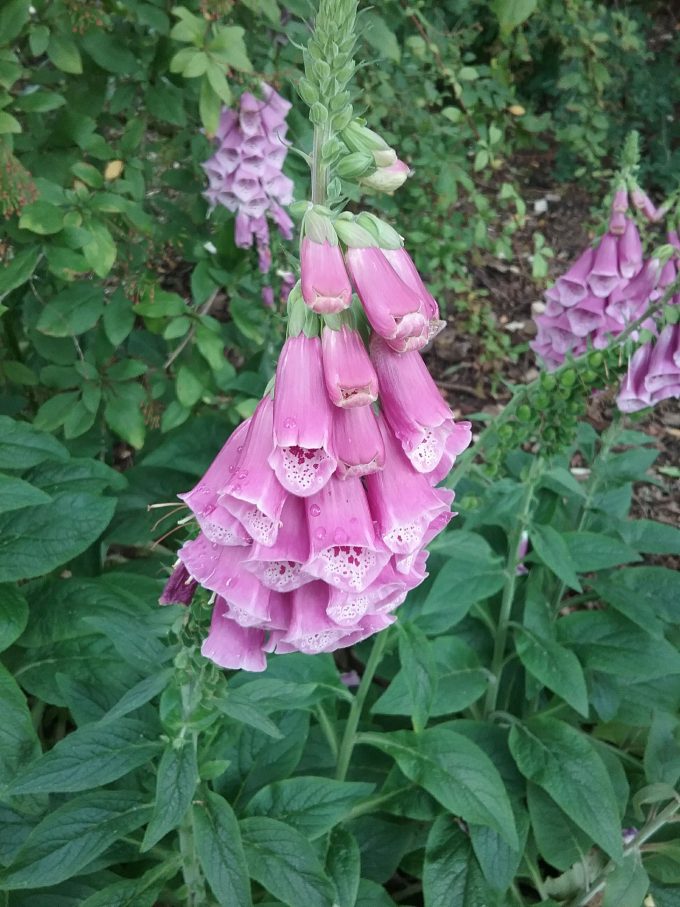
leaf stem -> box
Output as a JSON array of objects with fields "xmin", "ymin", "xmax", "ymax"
[
  {"xmin": 336, "ymin": 629, "xmax": 390, "ymax": 781},
  {"xmin": 484, "ymin": 458, "xmax": 543, "ymax": 717}
]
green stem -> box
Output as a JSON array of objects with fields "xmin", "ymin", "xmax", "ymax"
[
  {"xmin": 571, "ymin": 798, "xmax": 680, "ymax": 907},
  {"xmin": 315, "ymin": 702, "xmax": 339, "ymax": 760},
  {"xmin": 311, "ymin": 120, "xmax": 331, "ymax": 205},
  {"xmin": 335, "ymin": 630, "xmax": 390, "ymax": 781},
  {"xmin": 484, "ymin": 458, "xmax": 543, "ymax": 717},
  {"xmin": 178, "ymin": 674, "xmax": 206, "ymax": 906}
]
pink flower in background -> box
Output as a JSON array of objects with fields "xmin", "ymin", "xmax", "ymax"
[{"xmin": 203, "ymin": 85, "xmax": 293, "ymax": 274}]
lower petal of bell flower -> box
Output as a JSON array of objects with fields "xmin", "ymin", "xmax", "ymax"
[
  {"xmin": 275, "ymin": 582, "xmax": 353, "ymax": 654},
  {"xmin": 425, "ymin": 424, "xmax": 473, "ymax": 485},
  {"xmin": 244, "ymin": 495, "xmax": 312, "ymax": 592},
  {"xmin": 219, "ymin": 492, "xmax": 284, "ymax": 547},
  {"xmin": 201, "ymin": 600, "xmax": 267, "ymax": 672},
  {"xmin": 333, "ymin": 405, "xmax": 385, "ymax": 479},
  {"xmin": 305, "ymin": 476, "xmax": 389, "ymax": 592},
  {"xmin": 269, "ymin": 444, "xmax": 336, "ymax": 497},
  {"xmin": 179, "ymin": 420, "xmax": 250, "ymax": 519},
  {"xmin": 196, "ymin": 502, "xmax": 252, "ymax": 546}
]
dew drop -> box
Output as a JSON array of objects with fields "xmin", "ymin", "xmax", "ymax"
[
  {"xmin": 283, "ymin": 417, "xmax": 297, "ymax": 430},
  {"xmin": 334, "ymin": 527, "xmax": 348, "ymax": 543},
  {"xmin": 237, "ymin": 470, "xmax": 248, "ymax": 480},
  {"xmin": 314, "ymin": 527, "xmax": 327, "ymax": 540},
  {"xmin": 309, "ymin": 504, "xmax": 321, "ymax": 517}
]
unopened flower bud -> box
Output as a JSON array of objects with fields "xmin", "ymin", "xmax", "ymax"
[{"xmin": 360, "ymin": 159, "xmax": 411, "ymax": 193}]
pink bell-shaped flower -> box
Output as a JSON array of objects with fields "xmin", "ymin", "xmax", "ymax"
[
  {"xmin": 554, "ymin": 248, "xmax": 594, "ymax": 308},
  {"xmin": 332, "ymin": 404, "xmax": 385, "ymax": 478},
  {"xmin": 244, "ymin": 494, "xmax": 312, "ymax": 592},
  {"xmin": 274, "ymin": 582, "xmax": 352, "ymax": 654},
  {"xmin": 179, "ymin": 420, "xmax": 253, "ymax": 546},
  {"xmin": 365, "ymin": 416, "xmax": 454, "ymax": 559},
  {"xmin": 305, "ymin": 475, "xmax": 389, "ymax": 592},
  {"xmin": 201, "ymin": 599, "xmax": 267, "ymax": 672},
  {"xmin": 220, "ymin": 396, "xmax": 287, "ymax": 546},
  {"xmin": 301, "ymin": 238, "xmax": 353, "ymax": 314},
  {"xmin": 382, "ymin": 247, "xmax": 440, "ymax": 319},
  {"xmin": 345, "ymin": 246, "xmax": 428, "ymax": 351},
  {"xmin": 617, "ymin": 343, "xmax": 654, "ymax": 413},
  {"xmin": 618, "ymin": 219, "xmax": 643, "ymax": 280},
  {"xmin": 645, "ymin": 324, "xmax": 680, "ymax": 400},
  {"xmin": 269, "ymin": 335, "xmax": 337, "ymax": 496},
  {"xmin": 321, "ymin": 325, "xmax": 378, "ymax": 408},
  {"xmin": 370, "ymin": 335, "xmax": 472, "ymax": 481},
  {"xmin": 588, "ymin": 234, "xmax": 621, "ymax": 298},
  {"xmin": 565, "ymin": 296, "xmax": 606, "ymax": 338}
]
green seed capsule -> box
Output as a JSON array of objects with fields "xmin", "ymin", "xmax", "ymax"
[
  {"xmin": 517, "ymin": 404, "xmax": 532, "ymax": 422},
  {"xmin": 541, "ymin": 373, "xmax": 557, "ymax": 390},
  {"xmin": 588, "ymin": 351, "xmax": 603, "ymax": 368},
  {"xmin": 560, "ymin": 368, "xmax": 577, "ymax": 387},
  {"xmin": 499, "ymin": 424, "xmax": 514, "ymax": 441},
  {"xmin": 534, "ymin": 392, "xmax": 550, "ymax": 408},
  {"xmin": 582, "ymin": 369, "xmax": 598, "ymax": 384}
]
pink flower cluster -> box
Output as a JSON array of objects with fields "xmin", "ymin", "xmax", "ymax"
[
  {"xmin": 202, "ymin": 85, "xmax": 294, "ymax": 273},
  {"xmin": 162, "ymin": 243, "xmax": 471, "ymax": 671},
  {"xmin": 617, "ymin": 323, "xmax": 680, "ymax": 412},
  {"xmin": 531, "ymin": 189, "xmax": 678, "ymax": 370}
]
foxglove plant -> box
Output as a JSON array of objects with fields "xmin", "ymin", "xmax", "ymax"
[
  {"xmin": 202, "ymin": 84, "xmax": 294, "ymax": 274},
  {"xmin": 162, "ymin": 0, "xmax": 471, "ymax": 670}
]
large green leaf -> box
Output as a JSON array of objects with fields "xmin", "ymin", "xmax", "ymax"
[
  {"xmin": 0, "ymin": 790, "xmax": 151, "ymax": 889},
  {"xmin": 142, "ymin": 741, "xmax": 198, "ymax": 850},
  {"xmin": 0, "ymin": 473, "xmax": 51, "ymax": 514},
  {"xmin": 8, "ymin": 717, "xmax": 161, "ymax": 795},
  {"xmin": 561, "ymin": 531, "xmax": 640, "ymax": 572},
  {"xmin": 325, "ymin": 827, "xmax": 360, "ymax": 907},
  {"xmin": 602, "ymin": 852, "xmax": 649, "ymax": 907},
  {"xmin": 527, "ymin": 782, "xmax": 593, "ymax": 872},
  {"xmin": 509, "ymin": 716, "xmax": 622, "ymax": 861},
  {"xmin": 590, "ymin": 567, "xmax": 680, "ymax": 632},
  {"xmin": 0, "ymin": 662, "xmax": 40, "ymax": 790},
  {"xmin": 529, "ymin": 523, "xmax": 582, "ymax": 592},
  {"xmin": 244, "ymin": 777, "xmax": 374, "ymax": 839},
  {"xmin": 397, "ymin": 621, "xmax": 437, "ymax": 732},
  {"xmin": 515, "ymin": 627, "xmax": 588, "ymax": 716},
  {"xmin": 0, "ymin": 583, "xmax": 28, "ymax": 652},
  {"xmin": 364, "ymin": 726, "xmax": 518, "ymax": 847},
  {"xmin": 193, "ymin": 791, "xmax": 252, "ymax": 907},
  {"xmin": 36, "ymin": 283, "xmax": 105, "ymax": 336},
  {"xmin": 0, "ymin": 416, "xmax": 68, "ymax": 470},
  {"xmin": 423, "ymin": 814, "xmax": 498, "ymax": 906},
  {"xmin": 0, "ymin": 491, "xmax": 116, "ymax": 581},
  {"xmin": 240, "ymin": 816, "xmax": 336, "ymax": 907}
]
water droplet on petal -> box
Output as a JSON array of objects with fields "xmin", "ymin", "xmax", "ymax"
[
  {"xmin": 238, "ymin": 470, "xmax": 248, "ymax": 480},
  {"xmin": 334, "ymin": 528, "xmax": 348, "ymax": 543},
  {"xmin": 309, "ymin": 504, "xmax": 321, "ymax": 517},
  {"xmin": 314, "ymin": 527, "xmax": 327, "ymax": 540},
  {"xmin": 283, "ymin": 417, "xmax": 297, "ymax": 430}
]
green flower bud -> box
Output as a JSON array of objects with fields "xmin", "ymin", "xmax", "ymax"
[
  {"xmin": 517, "ymin": 404, "xmax": 532, "ymax": 422},
  {"xmin": 333, "ymin": 214, "xmax": 378, "ymax": 248},
  {"xmin": 336, "ymin": 152, "xmax": 375, "ymax": 180},
  {"xmin": 540, "ymin": 373, "xmax": 557, "ymax": 391},
  {"xmin": 355, "ymin": 212, "xmax": 403, "ymax": 249},
  {"xmin": 560, "ymin": 368, "xmax": 577, "ymax": 387},
  {"xmin": 298, "ymin": 78, "xmax": 318, "ymax": 106},
  {"xmin": 587, "ymin": 351, "xmax": 603, "ymax": 368},
  {"xmin": 310, "ymin": 102, "xmax": 328, "ymax": 125}
]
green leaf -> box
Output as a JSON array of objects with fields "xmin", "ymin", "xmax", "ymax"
[
  {"xmin": 469, "ymin": 808, "xmax": 528, "ymax": 893},
  {"xmin": 104, "ymin": 383, "xmax": 146, "ymax": 449},
  {"xmin": 494, "ymin": 0, "xmax": 538, "ymax": 34},
  {"xmin": 0, "ymin": 491, "xmax": 115, "ymax": 582},
  {"xmin": 199, "ymin": 76, "xmax": 222, "ymax": 135},
  {"xmin": 214, "ymin": 693, "xmax": 283, "ymax": 738},
  {"xmin": 47, "ymin": 32, "xmax": 83, "ymax": 73},
  {"xmin": 527, "ymin": 782, "xmax": 593, "ymax": 871},
  {"xmin": 8, "ymin": 717, "xmax": 161, "ymax": 795},
  {"xmin": 34, "ymin": 391, "xmax": 80, "ymax": 431},
  {"xmin": 142, "ymin": 741, "xmax": 198, "ymax": 850},
  {"xmin": 618, "ymin": 519, "xmax": 680, "ymax": 555},
  {"xmin": 0, "ymin": 661, "xmax": 40, "ymax": 789},
  {"xmin": 509, "ymin": 716, "xmax": 623, "ymax": 861},
  {"xmin": 420, "ymin": 532, "xmax": 505, "ymax": 633},
  {"xmin": 82, "ymin": 221, "xmax": 117, "ymax": 277},
  {"xmin": 0, "ymin": 416, "xmax": 68, "ymax": 469},
  {"xmin": 644, "ymin": 712, "xmax": 680, "ymax": 786},
  {"xmin": 0, "ymin": 0, "xmax": 31, "ymax": 44},
  {"xmin": 0, "ymin": 790, "xmax": 151, "ymax": 889},
  {"xmin": 362, "ymin": 11, "xmax": 400, "ymax": 62},
  {"xmin": 0, "ymin": 472, "xmax": 51, "ymax": 514},
  {"xmin": 0, "ymin": 247, "xmax": 40, "ymax": 301},
  {"xmin": 602, "ymin": 852, "xmax": 649, "ymax": 907},
  {"xmin": 590, "ymin": 567, "xmax": 680, "ymax": 631},
  {"xmin": 372, "ymin": 636, "xmax": 488, "ymax": 717},
  {"xmin": 19, "ymin": 201, "xmax": 63, "ymax": 235},
  {"xmin": 36, "ymin": 283, "xmax": 105, "ymax": 337},
  {"xmin": 0, "ymin": 583, "xmax": 28, "ymax": 652},
  {"xmin": 423, "ymin": 814, "xmax": 496, "ymax": 906},
  {"xmin": 101, "ymin": 668, "xmax": 174, "ymax": 724},
  {"xmin": 0, "ymin": 111, "xmax": 21, "ymax": 134},
  {"xmin": 15, "ymin": 89, "xmax": 66, "ymax": 113},
  {"xmin": 176, "ymin": 365, "xmax": 205, "ymax": 407},
  {"xmin": 515, "ymin": 627, "xmax": 588, "ymax": 716},
  {"xmin": 365, "ymin": 726, "xmax": 518, "ymax": 847},
  {"xmin": 398, "ymin": 621, "xmax": 437, "ymax": 732},
  {"xmin": 195, "ymin": 323, "xmax": 226, "ymax": 372},
  {"xmin": 209, "ymin": 25, "xmax": 252, "ymax": 71},
  {"xmin": 240, "ymin": 816, "xmax": 336, "ymax": 907},
  {"xmin": 562, "ymin": 531, "xmax": 640, "ymax": 572},
  {"xmin": 193, "ymin": 791, "xmax": 252, "ymax": 907},
  {"xmin": 135, "ymin": 290, "xmax": 186, "ymax": 318},
  {"xmin": 103, "ymin": 289, "xmax": 135, "ymax": 346},
  {"xmin": 245, "ymin": 777, "xmax": 374, "ymax": 839},
  {"xmin": 558, "ymin": 611, "xmax": 680, "ymax": 681},
  {"xmin": 529, "ymin": 523, "xmax": 582, "ymax": 592},
  {"xmin": 81, "ymin": 30, "xmax": 139, "ymax": 74},
  {"xmin": 325, "ymin": 827, "xmax": 360, "ymax": 907}
]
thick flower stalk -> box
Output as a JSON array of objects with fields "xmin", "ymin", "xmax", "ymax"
[
  {"xmin": 202, "ymin": 84, "xmax": 294, "ymax": 273},
  {"xmin": 161, "ymin": 0, "xmax": 471, "ymax": 670}
]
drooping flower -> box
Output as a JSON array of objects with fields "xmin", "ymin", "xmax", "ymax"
[
  {"xmin": 345, "ymin": 246, "xmax": 428, "ymax": 351},
  {"xmin": 305, "ymin": 475, "xmax": 389, "ymax": 592},
  {"xmin": 202, "ymin": 84, "xmax": 294, "ymax": 273},
  {"xmin": 159, "ymin": 562, "xmax": 198, "ymax": 606},
  {"xmin": 301, "ymin": 238, "xmax": 352, "ymax": 314},
  {"xmin": 322, "ymin": 324, "xmax": 379, "ymax": 408},
  {"xmin": 371, "ymin": 335, "xmax": 472, "ymax": 482},
  {"xmin": 381, "ymin": 246, "xmax": 445, "ymax": 339},
  {"xmin": 588, "ymin": 234, "xmax": 621, "ymax": 298},
  {"xmin": 201, "ymin": 600, "xmax": 267, "ymax": 672},
  {"xmin": 269, "ymin": 334, "xmax": 337, "ymax": 496},
  {"xmin": 332, "ymin": 404, "xmax": 385, "ymax": 478}
]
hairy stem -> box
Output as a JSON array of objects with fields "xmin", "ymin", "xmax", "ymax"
[{"xmin": 336, "ymin": 629, "xmax": 390, "ymax": 781}]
